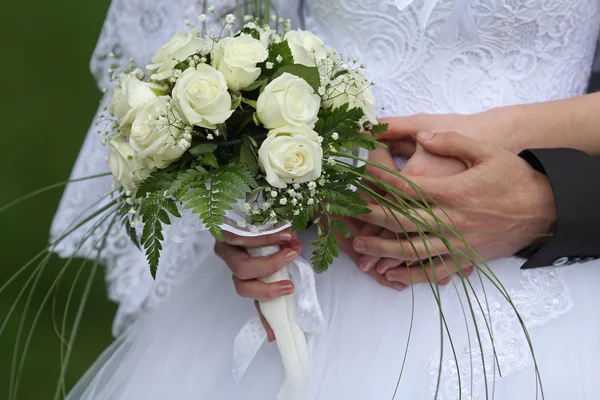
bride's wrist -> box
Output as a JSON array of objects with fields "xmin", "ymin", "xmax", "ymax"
[{"xmin": 473, "ymin": 105, "xmax": 544, "ymax": 154}]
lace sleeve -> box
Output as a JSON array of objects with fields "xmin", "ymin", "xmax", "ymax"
[{"xmin": 50, "ymin": 0, "xmax": 304, "ymax": 336}]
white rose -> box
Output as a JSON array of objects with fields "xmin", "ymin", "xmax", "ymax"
[
  {"xmin": 172, "ymin": 64, "xmax": 234, "ymax": 129},
  {"xmin": 284, "ymin": 29, "xmax": 327, "ymax": 67},
  {"xmin": 258, "ymin": 125, "xmax": 323, "ymax": 188},
  {"xmin": 107, "ymin": 137, "xmax": 151, "ymax": 192},
  {"xmin": 212, "ymin": 36, "xmax": 268, "ymax": 91},
  {"xmin": 147, "ymin": 29, "xmax": 210, "ymax": 81},
  {"xmin": 129, "ymin": 97, "xmax": 189, "ymax": 169},
  {"xmin": 324, "ymin": 74, "xmax": 377, "ymax": 123},
  {"xmin": 109, "ymin": 70, "xmax": 164, "ymax": 134},
  {"xmin": 256, "ymin": 73, "xmax": 321, "ymax": 129}
]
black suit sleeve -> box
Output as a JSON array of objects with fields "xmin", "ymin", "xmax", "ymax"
[{"xmin": 516, "ymin": 148, "xmax": 600, "ymax": 268}]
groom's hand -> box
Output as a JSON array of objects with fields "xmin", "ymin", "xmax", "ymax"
[{"xmin": 353, "ymin": 131, "xmax": 558, "ymax": 285}]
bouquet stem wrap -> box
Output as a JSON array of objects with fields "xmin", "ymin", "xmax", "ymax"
[{"xmin": 233, "ymin": 245, "xmax": 324, "ymax": 399}]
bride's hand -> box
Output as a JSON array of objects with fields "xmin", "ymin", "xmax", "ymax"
[{"xmin": 214, "ymin": 229, "xmax": 303, "ymax": 341}]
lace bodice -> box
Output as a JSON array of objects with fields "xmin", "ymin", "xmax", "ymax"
[
  {"xmin": 305, "ymin": 0, "xmax": 600, "ymax": 116},
  {"xmin": 51, "ymin": 0, "xmax": 600, "ymax": 396}
]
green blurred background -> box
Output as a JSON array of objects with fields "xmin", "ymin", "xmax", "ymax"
[{"xmin": 0, "ymin": 0, "xmax": 116, "ymax": 398}]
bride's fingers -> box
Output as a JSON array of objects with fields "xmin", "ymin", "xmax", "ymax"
[
  {"xmin": 376, "ymin": 258, "xmax": 405, "ymax": 274},
  {"xmin": 335, "ymin": 226, "xmax": 404, "ymax": 291},
  {"xmin": 385, "ymin": 254, "xmax": 474, "ymax": 285},
  {"xmin": 221, "ymin": 229, "xmax": 298, "ymax": 248},
  {"xmin": 386, "ymin": 140, "xmax": 416, "ymax": 158},
  {"xmin": 366, "ymin": 268, "xmax": 407, "ymax": 291},
  {"xmin": 233, "ymin": 276, "xmax": 294, "ymax": 300},
  {"xmin": 215, "ymin": 241, "xmax": 299, "ymax": 280},
  {"xmin": 385, "ymin": 257, "xmax": 455, "ymax": 285},
  {"xmin": 255, "ymin": 301, "xmax": 276, "ymax": 342}
]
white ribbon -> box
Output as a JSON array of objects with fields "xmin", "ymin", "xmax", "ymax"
[
  {"xmin": 232, "ymin": 246, "xmax": 324, "ymax": 399},
  {"xmin": 395, "ymin": 0, "xmax": 480, "ymax": 43}
]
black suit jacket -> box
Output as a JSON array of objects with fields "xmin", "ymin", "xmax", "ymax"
[
  {"xmin": 517, "ymin": 149, "xmax": 600, "ymax": 268},
  {"xmin": 515, "ymin": 65, "xmax": 600, "ymax": 268}
]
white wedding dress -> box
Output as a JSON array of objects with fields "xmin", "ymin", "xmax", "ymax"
[{"xmin": 51, "ymin": 0, "xmax": 600, "ymax": 399}]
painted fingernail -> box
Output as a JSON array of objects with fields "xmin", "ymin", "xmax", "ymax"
[
  {"xmin": 418, "ymin": 131, "xmax": 435, "ymax": 141},
  {"xmin": 284, "ymin": 250, "xmax": 298, "ymax": 262},
  {"xmin": 280, "ymin": 284, "xmax": 294, "ymax": 296},
  {"xmin": 279, "ymin": 232, "xmax": 292, "ymax": 241},
  {"xmin": 392, "ymin": 283, "xmax": 407, "ymax": 291},
  {"xmin": 353, "ymin": 239, "xmax": 366, "ymax": 253},
  {"xmin": 359, "ymin": 259, "xmax": 372, "ymax": 271}
]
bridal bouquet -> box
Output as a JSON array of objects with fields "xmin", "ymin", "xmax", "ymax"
[
  {"xmin": 105, "ymin": 17, "xmax": 384, "ymax": 277},
  {"xmin": 101, "ymin": 10, "xmax": 394, "ymax": 396}
]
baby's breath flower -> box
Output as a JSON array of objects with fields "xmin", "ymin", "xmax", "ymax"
[
  {"xmin": 266, "ymin": 62, "xmax": 274, "ymax": 70},
  {"xmin": 276, "ymin": 55, "xmax": 283, "ymax": 63},
  {"xmin": 184, "ymin": 19, "xmax": 191, "ymax": 26},
  {"xmin": 293, "ymin": 209, "xmax": 300, "ymax": 216},
  {"xmin": 327, "ymin": 157, "xmax": 336, "ymax": 166},
  {"xmin": 287, "ymin": 189, "xmax": 296, "ymax": 196},
  {"xmin": 225, "ymin": 14, "xmax": 236, "ymax": 24},
  {"xmin": 207, "ymin": 134, "xmax": 214, "ymax": 140},
  {"xmin": 331, "ymin": 132, "xmax": 339, "ymax": 140},
  {"xmin": 198, "ymin": 14, "xmax": 207, "ymax": 22},
  {"xmin": 307, "ymin": 182, "xmax": 317, "ymax": 191},
  {"xmin": 317, "ymin": 136, "xmax": 324, "ymax": 144},
  {"xmin": 307, "ymin": 198, "xmax": 315, "ymax": 205},
  {"xmin": 279, "ymin": 198, "xmax": 288, "ymax": 205},
  {"xmin": 291, "ymin": 198, "xmax": 298, "ymax": 206},
  {"xmin": 269, "ymin": 210, "xmax": 277, "ymax": 218},
  {"xmin": 271, "ymin": 191, "xmax": 278, "ymax": 198},
  {"xmin": 293, "ymin": 184, "xmax": 301, "ymax": 190},
  {"xmin": 242, "ymin": 203, "xmax": 252, "ymax": 212},
  {"xmin": 262, "ymin": 201, "xmax": 272, "ymax": 210},
  {"xmin": 208, "ymin": 6, "xmax": 215, "ymax": 13},
  {"xmin": 318, "ymin": 178, "xmax": 326, "ymax": 186},
  {"xmin": 243, "ymin": 15, "xmax": 254, "ymax": 22}
]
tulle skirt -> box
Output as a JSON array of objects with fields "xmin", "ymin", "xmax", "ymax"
[{"xmin": 67, "ymin": 229, "xmax": 600, "ymax": 400}]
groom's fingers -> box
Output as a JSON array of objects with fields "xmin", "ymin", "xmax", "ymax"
[
  {"xmin": 354, "ymin": 235, "xmax": 451, "ymax": 261},
  {"xmin": 416, "ymin": 131, "xmax": 494, "ymax": 165},
  {"xmin": 215, "ymin": 241, "xmax": 298, "ymax": 280},
  {"xmin": 357, "ymin": 229, "xmax": 395, "ymax": 272},
  {"xmin": 354, "ymin": 205, "xmax": 452, "ymax": 233}
]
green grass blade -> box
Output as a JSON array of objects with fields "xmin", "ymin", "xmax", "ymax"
[{"xmin": 0, "ymin": 173, "xmax": 111, "ymax": 214}]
